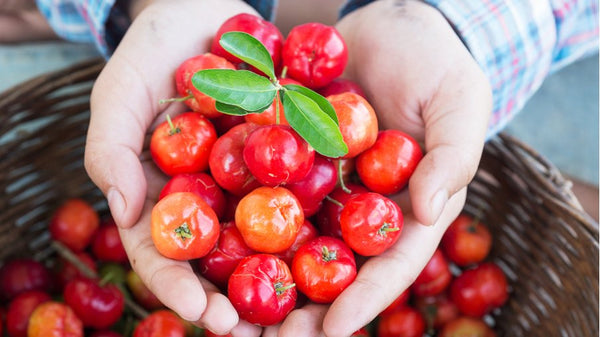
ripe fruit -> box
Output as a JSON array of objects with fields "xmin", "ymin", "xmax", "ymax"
[
  {"xmin": 228, "ymin": 254, "xmax": 297, "ymax": 326},
  {"xmin": 63, "ymin": 277, "xmax": 125, "ymax": 329},
  {"xmin": 150, "ymin": 112, "xmax": 217, "ymax": 176},
  {"xmin": 133, "ymin": 310, "xmax": 186, "ymax": 337},
  {"xmin": 439, "ymin": 316, "xmax": 496, "ymax": 337},
  {"xmin": 441, "ymin": 214, "xmax": 492, "ymax": 267},
  {"xmin": 411, "ymin": 249, "xmax": 453, "ymax": 297},
  {"xmin": 377, "ymin": 306, "xmax": 426, "ymax": 337},
  {"xmin": 159, "ymin": 172, "xmax": 226, "ymax": 220},
  {"xmin": 285, "ymin": 155, "xmax": 338, "ymax": 217},
  {"xmin": 274, "ymin": 219, "xmax": 319, "ymax": 266},
  {"xmin": 291, "ymin": 236, "xmax": 357, "ymax": 303},
  {"xmin": 315, "ymin": 183, "xmax": 369, "ymax": 238},
  {"xmin": 235, "ymin": 186, "xmax": 303, "ymax": 253},
  {"xmin": 0, "ymin": 258, "xmax": 52, "ymax": 301},
  {"xmin": 449, "ymin": 262, "xmax": 509, "ymax": 317},
  {"xmin": 6, "ymin": 290, "xmax": 51, "ymax": 337},
  {"xmin": 151, "ymin": 192, "xmax": 220, "ymax": 260},
  {"xmin": 340, "ymin": 192, "xmax": 404, "ymax": 256},
  {"xmin": 49, "ymin": 198, "xmax": 100, "ymax": 252},
  {"xmin": 318, "ymin": 77, "xmax": 367, "ymax": 98},
  {"xmin": 414, "ymin": 292, "xmax": 460, "ymax": 331},
  {"xmin": 356, "ymin": 129, "xmax": 423, "ymax": 195},
  {"xmin": 27, "ymin": 301, "xmax": 83, "ymax": 337},
  {"xmin": 91, "ymin": 217, "xmax": 128, "ymax": 264}
]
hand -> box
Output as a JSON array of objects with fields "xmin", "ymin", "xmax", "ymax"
[
  {"xmin": 269, "ymin": 0, "xmax": 492, "ymax": 336},
  {"xmin": 84, "ymin": 0, "xmax": 264, "ymax": 335}
]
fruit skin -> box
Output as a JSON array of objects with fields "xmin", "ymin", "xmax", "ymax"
[
  {"xmin": 133, "ymin": 310, "xmax": 186, "ymax": 337},
  {"xmin": 159, "ymin": 172, "xmax": 226, "ymax": 220},
  {"xmin": 175, "ymin": 53, "xmax": 236, "ymax": 117},
  {"xmin": 291, "ymin": 236, "xmax": 357, "ymax": 303},
  {"xmin": 211, "ymin": 13, "xmax": 284, "ymax": 74},
  {"xmin": 318, "ymin": 77, "xmax": 367, "ymax": 98},
  {"xmin": 228, "ymin": 254, "xmax": 297, "ymax": 326},
  {"xmin": 27, "ymin": 301, "xmax": 83, "ymax": 337},
  {"xmin": 6, "ymin": 290, "xmax": 51, "ymax": 337},
  {"xmin": 327, "ymin": 92, "xmax": 378, "ymax": 159},
  {"xmin": 242, "ymin": 124, "xmax": 315, "ymax": 186},
  {"xmin": 274, "ymin": 219, "xmax": 319, "ymax": 266},
  {"xmin": 438, "ymin": 316, "xmax": 496, "ymax": 337},
  {"xmin": 414, "ymin": 292, "xmax": 460, "ymax": 331},
  {"xmin": 54, "ymin": 251, "xmax": 97, "ymax": 289},
  {"xmin": 377, "ymin": 306, "xmax": 426, "ymax": 337},
  {"xmin": 151, "ymin": 192, "xmax": 220, "ymax": 260},
  {"xmin": 356, "ymin": 129, "xmax": 423, "ymax": 195},
  {"xmin": 315, "ymin": 183, "xmax": 369, "ymax": 239},
  {"xmin": 285, "ymin": 155, "xmax": 338, "ymax": 217},
  {"xmin": 281, "ymin": 22, "xmax": 348, "ymax": 89},
  {"xmin": 441, "ymin": 214, "xmax": 492, "ymax": 267},
  {"xmin": 340, "ymin": 192, "xmax": 404, "ymax": 256},
  {"xmin": 449, "ymin": 262, "xmax": 509, "ymax": 317},
  {"xmin": 150, "ymin": 112, "xmax": 217, "ymax": 176},
  {"xmin": 0, "ymin": 258, "xmax": 53, "ymax": 301},
  {"xmin": 411, "ymin": 249, "xmax": 453, "ymax": 297},
  {"xmin": 235, "ymin": 186, "xmax": 303, "ymax": 253},
  {"xmin": 91, "ymin": 217, "xmax": 128, "ymax": 264},
  {"xmin": 63, "ymin": 277, "xmax": 125, "ymax": 329},
  {"xmin": 49, "ymin": 198, "xmax": 100, "ymax": 252}
]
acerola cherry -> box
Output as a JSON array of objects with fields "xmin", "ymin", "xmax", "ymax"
[
  {"xmin": 159, "ymin": 172, "xmax": 226, "ymax": 220},
  {"xmin": 281, "ymin": 22, "xmax": 348, "ymax": 89},
  {"xmin": 274, "ymin": 219, "xmax": 319, "ymax": 266},
  {"xmin": 414, "ymin": 292, "xmax": 460, "ymax": 331},
  {"xmin": 328, "ymin": 92, "xmax": 378, "ymax": 159},
  {"xmin": 27, "ymin": 301, "xmax": 83, "ymax": 337},
  {"xmin": 54, "ymin": 251, "xmax": 97, "ymax": 289},
  {"xmin": 235, "ymin": 186, "xmax": 303, "ymax": 253},
  {"xmin": 356, "ymin": 129, "xmax": 423, "ymax": 195},
  {"xmin": 438, "ymin": 316, "xmax": 496, "ymax": 337},
  {"xmin": 285, "ymin": 155, "xmax": 338, "ymax": 217},
  {"xmin": 315, "ymin": 183, "xmax": 369, "ymax": 238},
  {"xmin": 243, "ymin": 124, "xmax": 315, "ymax": 186},
  {"xmin": 91, "ymin": 217, "xmax": 128, "ymax": 264},
  {"xmin": 441, "ymin": 213, "xmax": 492, "ymax": 267},
  {"xmin": 49, "ymin": 198, "xmax": 100, "ymax": 252},
  {"xmin": 63, "ymin": 277, "xmax": 125, "ymax": 329},
  {"xmin": 411, "ymin": 249, "xmax": 453, "ymax": 297},
  {"xmin": 228, "ymin": 254, "xmax": 297, "ymax": 326},
  {"xmin": 0, "ymin": 258, "xmax": 53, "ymax": 301},
  {"xmin": 377, "ymin": 306, "xmax": 426, "ymax": 337},
  {"xmin": 6, "ymin": 290, "xmax": 51, "ymax": 337},
  {"xmin": 449, "ymin": 262, "xmax": 509, "ymax": 317},
  {"xmin": 151, "ymin": 192, "xmax": 220, "ymax": 260},
  {"xmin": 150, "ymin": 112, "xmax": 217, "ymax": 176},
  {"xmin": 174, "ymin": 53, "xmax": 236, "ymax": 118},
  {"xmin": 133, "ymin": 310, "xmax": 186, "ymax": 337},
  {"xmin": 340, "ymin": 192, "xmax": 404, "ymax": 256},
  {"xmin": 318, "ymin": 77, "xmax": 366, "ymax": 98},
  {"xmin": 291, "ymin": 236, "xmax": 357, "ymax": 303}
]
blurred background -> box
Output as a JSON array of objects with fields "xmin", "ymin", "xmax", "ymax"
[{"xmin": 1, "ymin": 0, "xmax": 597, "ymax": 219}]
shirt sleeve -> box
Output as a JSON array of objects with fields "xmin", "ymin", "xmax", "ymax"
[{"xmin": 420, "ymin": 0, "xmax": 599, "ymax": 138}]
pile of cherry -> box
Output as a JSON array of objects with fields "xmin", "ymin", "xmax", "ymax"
[{"xmin": 0, "ymin": 12, "xmax": 509, "ymax": 337}]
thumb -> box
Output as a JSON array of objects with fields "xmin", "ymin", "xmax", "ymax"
[{"xmin": 410, "ymin": 65, "xmax": 492, "ymax": 226}]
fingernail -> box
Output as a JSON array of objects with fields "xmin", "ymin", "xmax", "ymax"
[
  {"xmin": 107, "ymin": 187, "xmax": 125, "ymax": 226},
  {"xmin": 429, "ymin": 189, "xmax": 448, "ymax": 226}
]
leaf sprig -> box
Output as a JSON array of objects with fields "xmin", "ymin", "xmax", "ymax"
[{"xmin": 191, "ymin": 32, "xmax": 348, "ymax": 158}]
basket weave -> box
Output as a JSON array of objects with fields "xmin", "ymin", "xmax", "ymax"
[{"xmin": 0, "ymin": 59, "xmax": 598, "ymax": 336}]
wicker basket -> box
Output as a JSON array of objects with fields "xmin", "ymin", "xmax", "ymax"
[{"xmin": 0, "ymin": 59, "xmax": 598, "ymax": 337}]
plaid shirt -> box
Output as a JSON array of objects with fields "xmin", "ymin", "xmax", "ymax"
[{"xmin": 36, "ymin": 0, "xmax": 599, "ymax": 136}]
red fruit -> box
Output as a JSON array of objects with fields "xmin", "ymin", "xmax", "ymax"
[
  {"xmin": 228, "ymin": 254, "xmax": 297, "ymax": 326},
  {"xmin": 281, "ymin": 22, "xmax": 347, "ymax": 89},
  {"xmin": 318, "ymin": 78, "xmax": 366, "ymax": 98},
  {"xmin": 243, "ymin": 124, "xmax": 315, "ymax": 186},
  {"xmin": 208, "ymin": 122, "xmax": 262, "ymax": 196},
  {"xmin": 27, "ymin": 301, "xmax": 83, "ymax": 337},
  {"xmin": 211, "ymin": 114, "xmax": 246, "ymax": 135},
  {"xmin": 285, "ymin": 155, "xmax": 338, "ymax": 217},
  {"xmin": 291, "ymin": 236, "xmax": 357, "ymax": 303},
  {"xmin": 54, "ymin": 251, "xmax": 97, "ymax": 290},
  {"xmin": 91, "ymin": 218, "xmax": 128, "ymax": 264},
  {"xmin": 133, "ymin": 310, "xmax": 186, "ymax": 337},
  {"xmin": 151, "ymin": 192, "xmax": 220, "ymax": 260},
  {"xmin": 211, "ymin": 13, "xmax": 284, "ymax": 74},
  {"xmin": 49, "ymin": 198, "xmax": 100, "ymax": 252},
  {"xmin": 174, "ymin": 53, "xmax": 236, "ymax": 117},
  {"xmin": 63, "ymin": 277, "xmax": 124, "ymax": 329},
  {"xmin": 412, "ymin": 249, "xmax": 453, "ymax": 297},
  {"xmin": 6, "ymin": 290, "xmax": 51, "ymax": 337},
  {"xmin": 235, "ymin": 186, "xmax": 303, "ymax": 253},
  {"xmin": 351, "ymin": 328, "xmax": 371, "ymax": 337},
  {"xmin": 441, "ymin": 214, "xmax": 493, "ymax": 267},
  {"xmin": 380, "ymin": 288, "xmax": 411, "ymax": 316},
  {"xmin": 315, "ymin": 183, "xmax": 369, "ymax": 238},
  {"xmin": 274, "ymin": 219, "xmax": 320, "ymax": 266},
  {"xmin": 340, "ymin": 192, "xmax": 404, "ymax": 256},
  {"xmin": 377, "ymin": 306, "xmax": 426, "ymax": 337},
  {"xmin": 414, "ymin": 292, "xmax": 460, "ymax": 331},
  {"xmin": 204, "ymin": 331, "xmax": 232, "ymax": 337},
  {"xmin": 197, "ymin": 221, "xmax": 256, "ymax": 290},
  {"xmin": 328, "ymin": 92, "xmax": 378, "ymax": 159},
  {"xmin": 126, "ymin": 270, "xmax": 164, "ymax": 310},
  {"xmin": 356, "ymin": 129, "xmax": 423, "ymax": 195},
  {"xmin": 438, "ymin": 316, "xmax": 496, "ymax": 337},
  {"xmin": 150, "ymin": 112, "xmax": 217, "ymax": 176},
  {"xmin": 159, "ymin": 172, "xmax": 226, "ymax": 220},
  {"xmin": 0, "ymin": 258, "xmax": 52, "ymax": 301},
  {"xmin": 449, "ymin": 262, "xmax": 509, "ymax": 317}
]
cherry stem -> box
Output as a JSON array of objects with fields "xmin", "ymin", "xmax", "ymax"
[
  {"xmin": 378, "ymin": 223, "xmax": 400, "ymax": 236},
  {"xmin": 52, "ymin": 240, "xmax": 150, "ymax": 320},
  {"xmin": 159, "ymin": 93, "xmax": 193, "ymax": 104},
  {"xmin": 166, "ymin": 115, "xmax": 180, "ymax": 135},
  {"xmin": 275, "ymin": 91, "xmax": 281, "ymax": 125},
  {"xmin": 325, "ymin": 195, "xmax": 344, "ymax": 208},
  {"xmin": 337, "ymin": 160, "xmax": 351, "ymax": 193},
  {"xmin": 322, "ymin": 245, "xmax": 338, "ymax": 262},
  {"xmin": 280, "ymin": 66, "xmax": 288, "ymax": 79},
  {"xmin": 274, "ymin": 282, "xmax": 296, "ymax": 295}
]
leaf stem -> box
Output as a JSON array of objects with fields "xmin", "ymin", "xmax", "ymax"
[
  {"xmin": 337, "ymin": 160, "xmax": 351, "ymax": 193},
  {"xmin": 159, "ymin": 94, "xmax": 193, "ymax": 104}
]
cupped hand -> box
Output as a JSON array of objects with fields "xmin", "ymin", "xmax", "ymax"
[
  {"xmin": 84, "ymin": 0, "xmax": 263, "ymax": 334},
  {"xmin": 273, "ymin": 0, "xmax": 492, "ymax": 336}
]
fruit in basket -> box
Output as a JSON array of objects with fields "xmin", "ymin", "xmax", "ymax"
[
  {"xmin": 291, "ymin": 236, "xmax": 357, "ymax": 303},
  {"xmin": 438, "ymin": 316, "xmax": 496, "ymax": 337},
  {"xmin": 133, "ymin": 309, "xmax": 186, "ymax": 337},
  {"xmin": 151, "ymin": 192, "xmax": 220, "ymax": 260},
  {"xmin": 126, "ymin": 269, "xmax": 164, "ymax": 310},
  {"xmin": 377, "ymin": 306, "xmax": 426, "ymax": 337},
  {"xmin": 0, "ymin": 258, "xmax": 53, "ymax": 301},
  {"xmin": 414, "ymin": 291, "xmax": 460, "ymax": 331},
  {"xmin": 411, "ymin": 249, "xmax": 452, "ymax": 297},
  {"xmin": 54, "ymin": 251, "xmax": 98, "ymax": 289},
  {"xmin": 228, "ymin": 254, "xmax": 297, "ymax": 326},
  {"xmin": 91, "ymin": 217, "xmax": 128, "ymax": 264},
  {"xmin": 449, "ymin": 262, "xmax": 509, "ymax": 317},
  {"xmin": 441, "ymin": 213, "xmax": 492, "ymax": 267},
  {"xmin": 63, "ymin": 276, "xmax": 125, "ymax": 329},
  {"xmin": 27, "ymin": 301, "xmax": 83, "ymax": 337},
  {"xmin": 49, "ymin": 198, "xmax": 100, "ymax": 252},
  {"xmin": 6, "ymin": 290, "xmax": 51, "ymax": 337},
  {"xmin": 340, "ymin": 192, "xmax": 404, "ymax": 256},
  {"xmin": 150, "ymin": 112, "xmax": 217, "ymax": 176}
]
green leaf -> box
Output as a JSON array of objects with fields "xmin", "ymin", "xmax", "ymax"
[
  {"xmin": 220, "ymin": 31, "xmax": 276, "ymax": 80},
  {"xmin": 284, "ymin": 84, "xmax": 339, "ymax": 125},
  {"xmin": 215, "ymin": 101, "xmax": 271, "ymax": 116},
  {"xmin": 281, "ymin": 90, "xmax": 348, "ymax": 158},
  {"xmin": 192, "ymin": 69, "xmax": 277, "ymax": 111}
]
